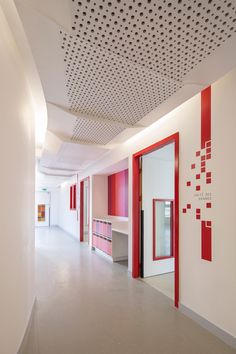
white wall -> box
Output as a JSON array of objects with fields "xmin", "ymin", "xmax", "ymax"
[
  {"xmin": 50, "ymin": 189, "xmax": 59, "ymax": 226},
  {"xmin": 39, "ymin": 181, "xmax": 78, "ymax": 237},
  {"xmin": 78, "ymin": 68, "xmax": 236, "ymax": 338},
  {"xmin": 57, "ymin": 179, "xmax": 79, "ymax": 239},
  {"xmin": 0, "ymin": 5, "xmax": 35, "ymax": 354},
  {"xmin": 92, "ymin": 175, "xmax": 108, "ymax": 218}
]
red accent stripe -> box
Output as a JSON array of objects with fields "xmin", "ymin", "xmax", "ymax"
[
  {"xmin": 201, "ymin": 221, "xmax": 212, "ymax": 261},
  {"xmin": 124, "ymin": 169, "xmax": 128, "ymax": 216},
  {"xmin": 70, "ymin": 186, "xmax": 73, "ymax": 209},
  {"xmin": 201, "ymin": 86, "xmax": 211, "ymax": 149}
]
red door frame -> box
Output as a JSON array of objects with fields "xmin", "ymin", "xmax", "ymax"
[
  {"xmin": 80, "ymin": 176, "xmax": 90, "ymax": 243},
  {"xmin": 132, "ymin": 132, "xmax": 179, "ymax": 308}
]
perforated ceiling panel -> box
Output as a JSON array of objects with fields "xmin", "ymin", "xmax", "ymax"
[
  {"xmin": 71, "ymin": 116, "xmax": 124, "ymax": 144},
  {"xmin": 60, "ymin": 0, "xmax": 236, "ymax": 144},
  {"xmin": 61, "ymin": 34, "xmax": 181, "ymax": 126}
]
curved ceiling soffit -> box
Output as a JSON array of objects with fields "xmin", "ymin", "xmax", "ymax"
[
  {"xmin": 2, "ymin": 0, "xmax": 48, "ymax": 153},
  {"xmin": 11, "ymin": 0, "xmax": 236, "ymax": 180}
]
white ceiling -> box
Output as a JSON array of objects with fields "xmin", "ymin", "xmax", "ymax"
[
  {"xmin": 41, "ymin": 142, "xmax": 109, "ymax": 171},
  {"xmin": 36, "ymin": 170, "xmax": 70, "ymax": 191},
  {"xmin": 15, "ymin": 0, "xmax": 236, "ymax": 188},
  {"xmin": 98, "ymin": 158, "xmax": 129, "ymax": 176}
]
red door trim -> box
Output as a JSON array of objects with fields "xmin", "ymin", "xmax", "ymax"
[
  {"xmin": 70, "ymin": 186, "xmax": 73, "ymax": 210},
  {"xmin": 132, "ymin": 132, "xmax": 179, "ymax": 308},
  {"xmin": 80, "ymin": 180, "xmax": 84, "ymax": 242}
]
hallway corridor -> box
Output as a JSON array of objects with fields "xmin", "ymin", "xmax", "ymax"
[{"xmin": 24, "ymin": 227, "xmax": 234, "ymax": 354}]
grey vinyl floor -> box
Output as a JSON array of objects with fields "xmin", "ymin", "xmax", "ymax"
[
  {"xmin": 25, "ymin": 226, "xmax": 235, "ymax": 354},
  {"xmin": 142, "ymin": 272, "xmax": 174, "ymax": 300}
]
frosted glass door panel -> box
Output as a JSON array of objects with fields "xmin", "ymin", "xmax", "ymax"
[{"xmin": 154, "ymin": 200, "xmax": 173, "ymax": 259}]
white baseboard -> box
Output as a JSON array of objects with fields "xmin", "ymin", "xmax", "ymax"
[
  {"xmin": 180, "ymin": 304, "xmax": 236, "ymax": 350},
  {"xmin": 17, "ymin": 299, "xmax": 36, "ymax": 354}
]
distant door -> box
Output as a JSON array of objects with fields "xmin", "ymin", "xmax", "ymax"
[
  {"xmin": 132, "ymin": 133, "xmax": 179, "ymax": 307},
  {"xmin": 80, "ymin": 177, "xmax": 90, "ymax": 243},
  {"xmin": 36, "ymin": 204, "xmax": 49, "ymax": 227},
  {"xmin": 141, "ymin": 142, "xmax": 175, "ymax": 277}
]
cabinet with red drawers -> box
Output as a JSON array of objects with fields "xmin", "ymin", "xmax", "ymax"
[{"xmin": 92, "ymin": 219, "xmax": 112, "ymax": 256}]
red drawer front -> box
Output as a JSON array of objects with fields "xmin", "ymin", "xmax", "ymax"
[
  {"xmin": 101, "ymin": 238, "xmax": 106, "ymax": 252},
  {"xmin": 107, "ymin": 240, "xmax": 112, "ymax": 256},
  {"xmin": 108, "ymin": 223, "xmax": 112, "ymax": 238},
  {"xmin": 93, "ymin": 234, "xmax": 112, "ymax": 256},
  {"xmin": 97, "ymin": 236, "xmax": 101, "ymax": 249}
]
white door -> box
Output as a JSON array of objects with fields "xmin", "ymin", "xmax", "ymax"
[{"xmin": 141, "ymin": 143, "xmax": 175, "ymax": 277}]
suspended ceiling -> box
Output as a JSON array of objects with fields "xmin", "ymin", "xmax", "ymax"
[{"xmin": 15, "ymin": 0, "xmax": 236, "ymax": 184}]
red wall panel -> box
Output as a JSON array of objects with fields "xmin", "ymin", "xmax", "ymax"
[
  {"xmin": 70, "ymin": 184, "xmax": 77, "ymax": 210},
  {"xmin": 70, "ymin": 186, "xmax": 73, "ymax": 210},
  {"xmin": 108, "ymin": 169, "xmax": 128, "ymax": 217},
  {"xmin": 201, "ymin": 86, "xmax": 211, "ymax": 149},
  {"xmin": 201, "ymin": 221, "xmax": 212, "ymax": 261},
  {"xmin": 73, "ymin": 184, "xmax": 77, "ymax": 209}
]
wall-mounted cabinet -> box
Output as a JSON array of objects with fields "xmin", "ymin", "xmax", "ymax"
[
  {"xmin": 92, "ymin": 219, "xmax": 112, "ymax": 256},
  {"xmin": 92, "ymin": 217, "xmax": 128, "ymax": 261}
]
